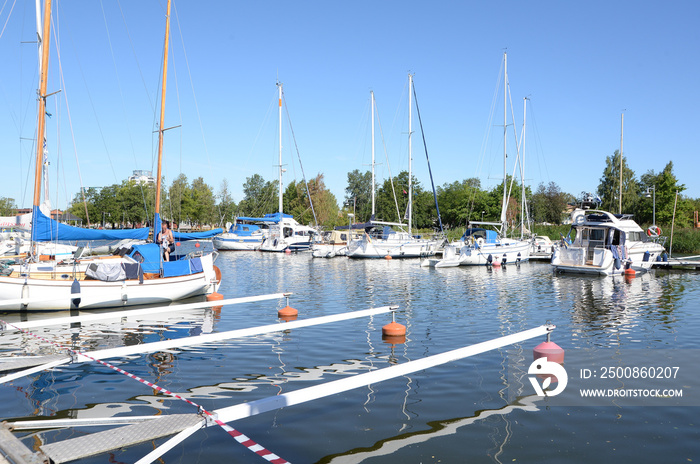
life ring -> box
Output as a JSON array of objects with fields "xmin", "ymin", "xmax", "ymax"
[
  {"xmin": 475, "ymin": 237, "xmax": 484, "ymax": 248},
  {"xmin": 646, "ymin": 225, "xmax": 662, "ymax": 237}
]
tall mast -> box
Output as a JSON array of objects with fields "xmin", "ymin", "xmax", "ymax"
[
  {"xmin": 499, "ymin": 51, "xmax": 508, "ymax": 230},
  {"xmin": 371, "ymin": 90, "xmax": 376, "ymax": 218},
  {"xmin": 521, "ymin": 97, "xmax": 527, "ymax": 238},
  {"xmin": 154, "ymin": 0, "xmax": 171, "ymax": 233},
  {"xmin": 277, "ymin": 82, "xmax": 283, "ymax": 216},
  {"xmin": 619, "ymin": 112, "xmax": 624, "ymax": 214},
  {"xmin": 32, "ymin": 0, "xmax": 52, "ymax": 209},
  {"xmin": 408, "ymin": 73, "xmax": 413, "ymax": 234}
]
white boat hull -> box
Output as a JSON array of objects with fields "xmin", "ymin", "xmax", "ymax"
[
  {"xmin": 347, "ymin": 236, "xmax": 439, "ymax": 259},
  {"xmin": 213, "ymin": 234, "xmax": 263, "ymax": 251},
  {"xmin": 457, "ymin": 239, "xmax": 531, "ymax": 266},
  {"xmin": 552, "ymin": 243, "xmax": 665, "ymax": 276},
  {"xmin": 0, "ymin": 254, "xmax": 219, "ymax": 311}
]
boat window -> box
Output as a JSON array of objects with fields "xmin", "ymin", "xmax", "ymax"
[
  {"xmin": 242, "ymin": 227, "xmax": 249, "ymax": 231},
  {"xmin": 590, "ymin": 229, "xmax": 605, "ymax": 241},
  {"xmin": 581, "ymin": 229, "xmax": 589, "ymax": 240},
  {"xmin": 341, "ymin": 233, "xmax": 347, "ymax": 241}
]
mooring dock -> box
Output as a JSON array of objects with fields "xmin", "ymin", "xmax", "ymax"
[{"xmin": 652, "ymin": 256, "xmax": 700, "ymax": 271}]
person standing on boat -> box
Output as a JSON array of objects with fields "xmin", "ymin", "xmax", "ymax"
[{"xmin": 157, "ymin": 221, "xmax": 175, "ymax": 261}]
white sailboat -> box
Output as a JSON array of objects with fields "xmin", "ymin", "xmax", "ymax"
[
  {"xmin": 0, "ymin": 0, "xmax": 220, "ymax": 311},
  {"xmin": 259, "ymin": 82, "xmax": 317, "ymax": 253},
  {"xmin": 346, "ymin": 75, "xmax": 441, "ymax": 259},
  {"xmin": 426, "ymin": 52, "xmax": 531, "ymax": 267}
]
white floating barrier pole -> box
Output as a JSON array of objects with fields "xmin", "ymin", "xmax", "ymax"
[
  {"xmin": 215, "ymin": 325, "xmax": 555, "ymax": 423},
  {"xmin": 4, "ymin": 292, "xmax": 292, "ymax": 330},
  {"xmin": 0, "ymin": 305, "xmax": 398, "ymax": 384},
  {"xmin": 135, "ymin": 423, "xmax": 205, "ymax": 464},
  {"xmin": 135, "ymin": 325, "xmax": 555, "ymax": 464}
]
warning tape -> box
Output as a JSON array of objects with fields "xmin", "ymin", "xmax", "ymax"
[{"xmin": 1, "ymin": 319, "xmax": 289, "ymax": 464}]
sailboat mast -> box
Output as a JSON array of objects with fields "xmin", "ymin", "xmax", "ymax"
[
  {"xmin": 521, "ymin": 97, "xmax": 528, "ymax": 239},
  {"xmin": 371, "ymin": 91, "xmax": 376, "ymax": 218},
  {"xmin": 408, "ymin": 73, "xmax": 413, "ymax": 235},
  {"xmin": 278, "ymin": 82, "xmax": 283, "ymax": 216},
  {"xmin": 499, "ymin": 51, "xmax": 508, "ymax": 230},
  {"xmin": 32, "ymin": 0, "xmax": 52, "ymax": 208},
  {"xmin": 619, "ymin": 112, "xmax": 624, "ymax": 214},
  {"xmin": 154, "ymin": 0, "xmax": 172, "ymax": 231}
]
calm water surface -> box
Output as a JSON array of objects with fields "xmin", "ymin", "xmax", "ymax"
[{"xmin": 1, "ymin": 251, "xmax": 699, "ymax": 463}]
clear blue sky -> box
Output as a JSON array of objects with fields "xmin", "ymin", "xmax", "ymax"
[{"xmin": 1, "ymin": 1, "xmax": 698, "ymax": 214}]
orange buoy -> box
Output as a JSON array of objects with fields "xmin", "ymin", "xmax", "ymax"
[
  {"xmin": 278, "ymin": 305, "xmax": 298, "ymax": 318},
  {"xmin": 383, "ymin": 310, "xmax": 406, "ymax": 337},
  {"xmin": 382, "ymin": 321, "xmax": 406, "ymax": 337},
  {"xmin": 195, "ymin": 242, "xmax": 201, "ymax": 248},
  {"xmin": 207, "ymin": 292, "xmax": 223, "ymax": 301},
  {"xmin": 383, "ymin": 334, "xmax": 406, "ymax": 345},
  {"xmin": 175, "ymin": 242, "xmax": 181, "ymax": 247},
  {"xmin": 624, "ymin": 268, "xmax": 636, "ymax": 277},
  {"xmin": 206, "ymin": 292, "xmax": 224, "ymax": 311},
  {"xmin": 385, "ymin": 255, "xmax": 392, "ymax": 260}
]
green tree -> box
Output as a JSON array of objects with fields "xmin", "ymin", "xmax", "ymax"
[
  {"xmin": 190, "ymin": 177, "xmax": 216, "ymax": 226},
  {"xmin": 530, "ymin": 182, "xmax": 572, "ymax": 225},
  {"xmin": 0, "ymin": 197, "xmax": 17, "ymax": 216},
  {"xmin": 168, "ymin": 174, "xmax": 194, "ymax": 226},
  {"xmin": 238, "ymin": 174, "xmax": 277, "ymax": 217},
  {"xmin": 437, "ymin": 178, "xmax": 486, "ymax": 228},
  {"xmin": 638, "ymin": 162, "xmax": 690, "ymax": 228},
  {"xmin": 344, "ymin": 169, "xmax": 373, "ymax": 222},
  {"xmin": 216, "ymin": 178, "xmax": 237, "ymax": 226},
  {"xmin": 597, "ymin": 150, "xmax": 638, "ymax": 214}
]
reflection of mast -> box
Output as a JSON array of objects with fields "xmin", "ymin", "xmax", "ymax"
[{"xmin": 320, "ymin": 395, "xmax": 542, "ymax": 464}]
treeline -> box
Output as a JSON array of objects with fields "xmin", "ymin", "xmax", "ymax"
[{"xmin": 2, "ymin": 150, "xmax": 698, "ymax": 233}]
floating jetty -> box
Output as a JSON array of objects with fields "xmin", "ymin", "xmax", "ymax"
[{"xmin": 652, "ymin": 255, "xmax": 700, "ymax": 271}]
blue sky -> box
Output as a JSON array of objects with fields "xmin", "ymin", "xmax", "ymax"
[{"xmin": 1, "ymin": 1, "xmax": 698, "ymax": 214}]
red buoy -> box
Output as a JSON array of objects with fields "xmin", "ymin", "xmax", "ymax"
[
  {"xmin": 195, "ymin": 242, "xmax": 201, "ymax": 248},
  {"xmin": 285, "ymin": 248, "xmax": 291, "ymax": 254},
  {"xmin": 533, "ymin": 340, "xmax": 565, "ymax": 364},
  {"xmin": 175, "ymin": 242, "xmax": 181, "ymax": 247},
  {"xmin": 624, "ymin": 268, "xmax": 636, "ymax": 277}
]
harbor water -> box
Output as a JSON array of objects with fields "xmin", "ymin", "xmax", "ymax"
[{"xmin": 1, "ymin": 251, "xmax": 699, "ymax": 463}]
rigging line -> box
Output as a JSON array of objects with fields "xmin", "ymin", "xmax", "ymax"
[
  {"xmin": 56, "ymin": 6, "xmax": 119, "ymax": 186},
  {"xmin": 51, "ymin": 8, "xmax": 91, "ymax": 226},
  {"xmin": 99, "ymin": 0, "xmax": 138, "ymax": 219},
  {"xmin": 115, "ymin": 0, "xmax": 155, "ymax": 112},
  {"xmin": 411, "ymin": 78, "xmax": 443, "ymax": 233},
  {"xmin": 172, "ymin": 4, "xmax": 220, "ymax": 222},
  {"xmin": 0, "ymin": 0, "xmax": 16, "ymax": 40},
  {"xmin": 375, "ymin": 99, "xmax": 403, "ymax": 224},
  {"xmin": 282, "ymin": 89, "xmax": 317, "ymax": 227}
]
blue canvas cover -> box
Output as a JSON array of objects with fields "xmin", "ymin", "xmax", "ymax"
[
  {"xmin": 32, "ymin": 206, "xmax": 149, "ymax": 242},
  {"xmin": 128, "ymin": 243, "xmax": 205, "ymax": 277},
  {"xmin": 128, "ymin": 243, "xmax": 163, "ymax": 273},
  {"xmin": 461, "ymin": 227, "xmax": 498, "ymax": 244},
  {"xmin": 228, "ymin": 223, "xmax": 262, "ymax": 235},
  {"xmin": 172, "ymin": 228, "xmax": 223, "ymax": 241}
]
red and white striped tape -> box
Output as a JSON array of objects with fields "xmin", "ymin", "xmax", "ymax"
[{"xmin": 2, "ymin": 320, "xmax": 289, "ymax": 464}]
